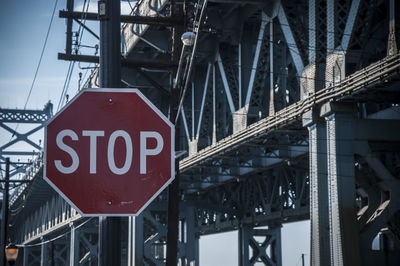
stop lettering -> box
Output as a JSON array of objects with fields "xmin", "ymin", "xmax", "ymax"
[{"xmin": 54, "ymin": 129, "xmax": 163, "ymax": 175}]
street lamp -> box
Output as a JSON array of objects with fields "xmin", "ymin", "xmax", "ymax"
[
  {"xmin": 173, "ymin": 32, "xmax": 197, "ymax": 89},
  {"xmin": 181, "ymin": 32, "xmax": 196, "ymax": 46},
  {"xmin": 5, "ymin": 244, "xmax": 19, "ymax": 266}
]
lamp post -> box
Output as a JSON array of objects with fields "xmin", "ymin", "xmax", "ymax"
[
  {"xmin": 173, "ymin": 32, "xmax": 196, "ymax": 90},
  {"xmin": 165, "ymin": 31, "xmax": 195, "ymax": 266},
  {"xmin": 5, "ymin": 244, "xmax": 19, "ymax": 266},
  {"xmin": 0, "ymin": 159, "xmax": 31, "ymax": 265},
  {"xmin": 1, "ymin": 158, "xmax": 10, "ymax": 266}
]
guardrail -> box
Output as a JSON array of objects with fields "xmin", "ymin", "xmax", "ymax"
[{"xmin": 9, "ymin": 152, "xmax": 44, "ymax": 205}]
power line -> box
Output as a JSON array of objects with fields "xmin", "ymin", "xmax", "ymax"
[
  {"xmin": 57, "ymin": 0, "xmax": 92, "ymax": 111},
  {"xmin": 57, "ymin": 61, "xmax": 75, "ymax": 111},
  {"xmin": 23, "ymin": 0, "xmax": 59, "ymax": 110},
  {"xmin": 9, "ymin": 0, "xmax": 59, "ymax": 142},
  {"xmin": 17, "ymin": 218, "xmax": 93, "ymax": 248}
]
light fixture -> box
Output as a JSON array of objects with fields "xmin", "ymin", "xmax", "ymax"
[
  {"xmin": 5, "ymin": 244, "xmax": 19, "ymax": 266},
  {"xmin": 181, "ymin": 32, "xmax": 196, "ymax": 46}
]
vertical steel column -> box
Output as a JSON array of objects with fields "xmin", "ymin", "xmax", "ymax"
[
  {"xmin": 238, "ymin": 225, "xmax": 251, "ymax": 266},
  {"xmin": 128, "ymin": 217, "xmax": 133, "ymax": 266},
  {"xmin": 387, "ymin": 0, "xmax": 398, "ymax": 56},
  {"xmin": 98, "ymin": 0, "xmax": 121, "ymax": 265},
  {"xmin": 98, "ymin": 0, "xmax": 121, "ymax": 88},
  {"xmin": 69, "ymin": 224, "xmax": 79, "ymax": 266},
  {"xmin": 127, "ymin": 215, "xmax": 144, "ymax": 266},
  {"xmin": 238, "ymin": 225, "xmax": 282, "ymax": 266},
  {"xmin": 326, "ymin": 0, "xmax": 335, "ymax": 53},
  {"xmin": 306, "ymin": 0, "xmax": 327, "ymax": 93},
  {"xmin": 304, "ymin": 111, "xmax": 330, "ymax": 266},
  {"xmin": 185, "ymin": 207, "xmax": 199, "ymax": 265},
  {"xmin": 322, "ymin": 103, "xmax": 360, "ymax": 266},
  {"xmin": 269, "ymin": 18, "xmax": 275, "ymax": 115},
  {"xmin": 238, "ymin": 43, "xmax": 242, "ymax": 108},
  {"xmin": 41, "ymin": 238, "xmax": 48, "ymax": 266},
  {"xmin": 270, "ymin": 227, "xmax": 282, "ymax": 265},
  {"xmin": 191, "ymin": 82, "xmax": 195, "ymax": 141},
  {"xmin": 166, "ymin": 0, "xmax": 182, "ymax": 264},
  {"xmin": 0, "ymin": 158, "xmax": 9, "ymax": 266},
  {"xmin": 212, "ymin": 65, "xmax": 217, "ymax": 145},
  {"xmin": 308, "ymin": 0, "xmax": 316, "ymax": 64},
  {"xmin": 23, "ymin": 246, "xmax": 29, "ymax": 266}
]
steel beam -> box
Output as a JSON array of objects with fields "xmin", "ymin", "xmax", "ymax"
[
  {"xmin": 238, "ymin": 225, "xmax": 282, "ymax": 266},
  {"xmin": 323, "ymin": 104, "xmax": 361, "ymax": 266},
  {"xmin": 245, "ymin": 13, "xmax": 268, "ymax": 107},
  {"xmin": 304, "ymin": 111, "xmax": 330, "ymax": 266},
  {"xmin": 58, "ymin": 53, "xmax": 176, "ymax": 68},
  {"xmin": 180, "ymin": 54, "xmax": 400, "ymax": 171},
  {"xmin": 217, "ymin": 52, "xmax": 236, "ymax": 114},
  {"xmin": 128, "ymin": 215, "xmax": 144, "ymax": 266},
  {"xmin": 41, "ymin": 238, "xmax": 48, "ymax": 266},
  {"xmin": 59, "ymin": 10, "xmax": 183, "ymax": 26},
  {"xmin": 277, "ymin": 4, "xmax": 304, "ymax": 76},
  {"xmin": 341, "ymin": 0, "xmax": 361, "ymax": 51}
]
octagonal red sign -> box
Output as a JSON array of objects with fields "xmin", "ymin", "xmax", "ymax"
[{"xmin": 44, "ymin": 88, "xmax": 174, "ymax": 216}]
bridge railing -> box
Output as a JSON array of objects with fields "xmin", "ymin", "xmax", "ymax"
[
  {"xmin": 9, "ymin": 152, "xmax": 44, "ymax": 206},
  {"xmin": 180, "ymin": 53, "xmax": 400, "ymax": 171}
]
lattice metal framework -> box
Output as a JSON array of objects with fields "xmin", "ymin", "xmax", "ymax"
[
  {"xmin": 7, "ymin": 0, "xmax": 400, "ymax": 265},
  {"xmin": 0, "ymin": 103, "xmax": 53, "ymax": 177}
]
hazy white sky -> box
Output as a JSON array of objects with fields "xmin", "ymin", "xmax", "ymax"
[
  {"xmin": 200, "ymin": 221, "xmax": 310, "ymax": 266},
  {"xmin": 0, "ymin": 0, "xmax": 310, "ymax": 265}
]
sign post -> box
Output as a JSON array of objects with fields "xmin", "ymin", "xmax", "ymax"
[{"xmin": 97, "ymin": 0, "xmax": 122, "ymax": 263}]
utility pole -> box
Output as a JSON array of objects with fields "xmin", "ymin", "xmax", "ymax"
[
  {"xmin": 1, "ymin": 158, "xmax": 10, "ymax": 266},
  {"xmin": 166, "ymin": 0, "xmax": 183, "ymax": 264},
  {"xmin": 97, "ymin": 0, "xmax": 121, "ymax": 265}
]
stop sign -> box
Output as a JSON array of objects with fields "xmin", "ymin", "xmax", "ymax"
[{"xmin": 44, "ymin": 88, "xmax": 174, "ymax": 215}]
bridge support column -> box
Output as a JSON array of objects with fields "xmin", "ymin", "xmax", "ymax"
[
  {"xmin": 303, "ymin": 110, "xmax": 330, "ymax": 266},
  {"xmin": 69, "ymin": 223, "xmax": 79, "ymax": 266},
  {"xmin": 128, "ymin": 214, "xmax": 144, "ymax": 266},
  {"xmin": 180, "ymin": 206, "xmax": 199, "ymax": 266},
  {"xmin": 352, "ymin": 116, "xmax": 400, "ymax": 265},
  {"xmin": 321, "ymin": 102, "xmax": 361, "ymax": 266},
  {"xmin": 238, "ymin": 225, "xmax": 282, "ymax": 266},
  {"xmin": 40, "ymin": 238, "xmax": 49, "ymax": 266}
]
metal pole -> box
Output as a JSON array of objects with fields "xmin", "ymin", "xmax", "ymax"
[
  {"xmin": 98, "ymin": 0, "xmax": 121, "ymax": 265},
  {"xmin": 65, "ymin": 0, "xmax": 74, "ymax": 55},
  {"xmin": 302, "ymin": 253, "xmax": 305, "ymax": 266},
  {"xmin": 98, "ymin": 0, "xmax": 121, "ymax": 87},
  {"xmin": 166, "ymin": 0, "xmax": 182, "ymax": 264},
  {"xmin": 1, "ymin": 158, "xmax": 10, "ymax": 266}
]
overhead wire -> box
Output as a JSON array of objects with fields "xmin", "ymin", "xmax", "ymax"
[
  {"xmin": 57, "ymin": 0, "xmax": 92, "ymax": 111},
  {"xmin": 17, "ymin": 218, "xmax": 94, "ymax": 248},
  {"xmin": 22, "ymin": 0, "xmax": 59, "ymax": 110},
  {"xmin": 58, "ymin": 0, "xmax": 89, "ymax": 107},
  {"xmin": 9, "ymin": 0, "xmax": 94, "ymax": 216},
  {"xmin": 8, "ymin": 0, "xmax": 59, "ymax": 142}
]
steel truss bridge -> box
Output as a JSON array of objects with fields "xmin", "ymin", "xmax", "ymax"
[{"xmin": 2, "ymin": 0, "xmax": 400, "ymax": 265}]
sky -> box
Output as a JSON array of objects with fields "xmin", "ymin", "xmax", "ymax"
[{"xmin": 0, "ymin": 0, "xmax": 310, "ymax": 265}]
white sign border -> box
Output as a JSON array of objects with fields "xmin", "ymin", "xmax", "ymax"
[{"xmin": 44, "ymin": 88, "xmax": 175, "ymax": 217}]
